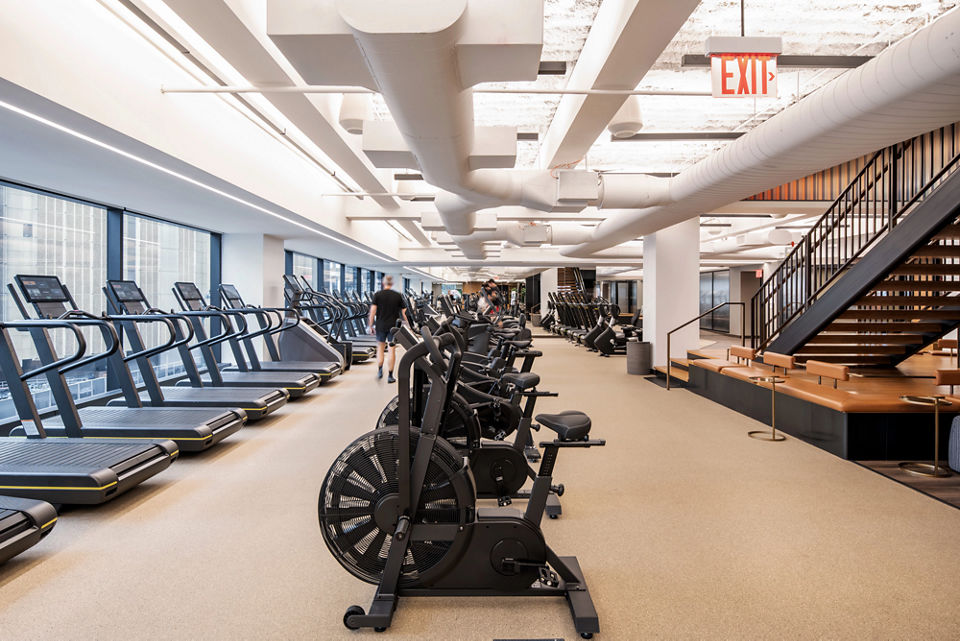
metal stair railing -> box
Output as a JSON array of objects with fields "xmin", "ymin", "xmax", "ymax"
[
  {"xmin": 751, "ymin": 124, "xmax": 960, "ymax": 352},
  {"xmin": 666, "ymin": 302, "xmax": 745, "ymax": 390}
]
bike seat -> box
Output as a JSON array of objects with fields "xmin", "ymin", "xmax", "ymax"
[
  {"xmin": 516, "ymin": 349, "xmax": 542, "ymax": 358},
  {"xmin": 535, "ymin": 411, "xmax": 591, "ymax": 441},
  {"xmin": 506, "ymin": 339, "xmax": 532, "ymax": 349},
  {"xmin": 502, "ymin": 371, "xmax": 541, "ymax": 390}
]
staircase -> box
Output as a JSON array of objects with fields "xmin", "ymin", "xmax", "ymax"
[{"xmin": 753, "ymin": 123, "xmax": 960, "ymax": 367}]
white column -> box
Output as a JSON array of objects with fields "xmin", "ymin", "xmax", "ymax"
[
  {"xmin": 643, "ymin": 218, "xmax": 700, "ymax": 367},
  {"xmin": 221, "ymin": 233, "xmax": 286, "ymax": 306},
  {"xmin": 540, "ymin": 268, "xmax": 558, "ymax": 314}
]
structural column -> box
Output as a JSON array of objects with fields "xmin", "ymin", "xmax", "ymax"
[
  {"xmin": 643, "ymin": 218, "xmax": 700, "ymax": 367},
  {"xmin": 540, "ymin": 268, "xmax": 558, "ymax": 315},
  {"xmin": 221, "ymin": 233, "xmax": 286, "ymax": 306}
]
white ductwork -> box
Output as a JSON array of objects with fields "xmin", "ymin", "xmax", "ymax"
[
  {"xmin": 269, "ymin": 3, "xmax": 960, "ymax": 263},
  {"xmin": 562, "ymin": 9, "xmax": 960, "ymax": 257}
]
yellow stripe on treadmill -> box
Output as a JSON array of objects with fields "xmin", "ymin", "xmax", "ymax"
[
  {"xmin": 0, "ymin": 481, "xmax": 118, "ymax": 491},
  {"xmin": 40, "ymin": 517, "xmax": 58, "ymax": 529}
]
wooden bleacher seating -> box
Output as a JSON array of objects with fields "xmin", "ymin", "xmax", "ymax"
[
  {"xmin": 689, "ymin": 345, "xmax": 755, "ymax": 373},
  {"xmin": 805, "ymin": 360, "xmax": 850, "ymax": 388}
]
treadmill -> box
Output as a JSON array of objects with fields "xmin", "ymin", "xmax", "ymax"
[
  {"xmin": 10, "ymin": 275, "xmax": 246, "ymax": 452},
  {"xmin": 217, "ymin": 283, "xmax": 341, "ymax": 381},
  {"xmin": 169, "ymin": 282, "xmax": 320, "ymax": 398},
  {"xmin": 0, "ymin": 317, "xmax": 177, "ymax": 504},
  {"xmin": 281, "ymin": 275, "xmax": 357, "ymax": 369},
  {"xmin": 0, "ymin": 496, "xmax": 57, "ymax": 564},
  {"xmin": 104, "ymin": 280, "xmax": 289, "ymax": 421}
]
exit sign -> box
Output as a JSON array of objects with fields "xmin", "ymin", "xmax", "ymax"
[
  {"xmin": 711, "ymin": 54, "xmax": 778, "ymax": 97},
  {"xmin": 705, "ymin": 36, "xmax": 782, "ymax": 99}
]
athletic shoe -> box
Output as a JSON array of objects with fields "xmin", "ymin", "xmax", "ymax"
[
  {"xmin": 387, "ymin": 373, "xmax": 396, "ymax": 384},
  {"xmin": 378, "ymin": 366, "xmax": 383, "ymax": 379}
]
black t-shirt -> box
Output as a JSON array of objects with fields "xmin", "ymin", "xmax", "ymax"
[{"xmin": 372, "ymin": 289, "xmax": 405, "ymax": 333}]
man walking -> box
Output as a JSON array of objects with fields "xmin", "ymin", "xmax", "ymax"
[{"xmin": 368, "ymin": 275, "xmax": 408, "ymax": 383}]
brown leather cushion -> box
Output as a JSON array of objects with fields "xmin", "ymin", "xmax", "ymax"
[
  {"xmin": 763, "ymin": 351, "xmax": 795, "ymax": 370},
  {"xmin": 690, "ymin": 359, "xmax": 739, "ymax": 373},
  {"xmin": 776, "ymin": 379, "xmax": 919, "ymax": 413},
  {"xmin": 805, "ymin": 360, "xmax": 850, "ymax": 382},
  {"xmin": 723, "ymin": 366, "xmax": 782, "ymax": 383},
  {"xmin": 729, "ymin": 345, "xmax": 756, "ymax": 361},
  {"xmin": 938, "ymin": 339, "xmax": 958, "ymax": 349},
  {"xmin": 936, "ymin": 369, "xmax": 960, "ymax": 386}
]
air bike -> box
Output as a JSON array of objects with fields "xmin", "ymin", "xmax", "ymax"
[{"xmin": 318, "ymin": 327, "xmax": 604, "ymax": 638}]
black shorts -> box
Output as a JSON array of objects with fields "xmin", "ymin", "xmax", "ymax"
[{"xmin": 376, "ymin": 328, "xmax": 392, "ymax": 343}]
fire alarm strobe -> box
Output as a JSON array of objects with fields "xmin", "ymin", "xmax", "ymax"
[{"xmin": 706, "ymin": 36, "xmax": 783, "ymax": 98}]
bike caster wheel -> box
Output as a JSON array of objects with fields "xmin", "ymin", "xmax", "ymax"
[
  {"xmin": 375, "ymin": 627, "xmax": 387, "ymax": 633},
  {"xmin": 549, "ymin": 513, "xmax": 559, "ymax": 519},
  {"xmin": 343, "ymin": 605, "xmax": 364, "ymax": 630},
  {"xmin": 581, "ymin": 633, "xmax": 594, "ymax": 639}
]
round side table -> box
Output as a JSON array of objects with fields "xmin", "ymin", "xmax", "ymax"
[
  {"xmin": 899, "ymin": 395, "xmax": 953, "ymax": 478},
  {"xmin": 748, "ymin": 375, "xmax": 787, "ymax": 442}
]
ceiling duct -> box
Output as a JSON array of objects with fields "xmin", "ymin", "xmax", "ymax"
[
  {"xmin": 607, "ymin": 95, "xmax": 643, "ymax": 139},
  {"xmin": 562, "ymin": 9, "xmax": 960, "ymax": 257}
]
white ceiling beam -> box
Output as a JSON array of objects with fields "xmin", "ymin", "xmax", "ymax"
[{"xmin": 538, "ymin": 0, "xmax": 700, "ymax": 169}]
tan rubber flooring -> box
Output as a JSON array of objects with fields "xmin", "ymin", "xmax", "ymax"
[{"xmin": 1, "ymin": 340, "xmax": 959, "ymax": 640}]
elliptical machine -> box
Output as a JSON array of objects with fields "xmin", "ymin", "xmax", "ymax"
[{"xmin": 318, "ymin": 328, "xmax": 604, "ymax": 637}]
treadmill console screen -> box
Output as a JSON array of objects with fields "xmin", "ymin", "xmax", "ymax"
[
  {"xmin": 175, "ymin": 282, "xmax": 203, "ymax": 300},
  {"xmin": 16, "ymin": 275, "xmax": 68, "ymax": 302},
  {"xmin": 220, "ymin": 284, "xmax": 242, "ymax": 306},
  {"xmin": 110, "ymin": 281, "xmax": 146, "ymax": 302},
  {"xmin": 283, "ymin": 274, "xmax": 303, "ymax": 292}
]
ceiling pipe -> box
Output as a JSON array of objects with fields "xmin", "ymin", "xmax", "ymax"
[
  {"xmin": 338, "ymin": 0, "xmax": 558, "ymax": 237},
  {"xmin": 562, "ymin": 8, "xmax": 960, "ymax": 257}
]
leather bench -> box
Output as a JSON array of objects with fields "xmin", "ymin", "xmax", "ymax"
[{"xmin": 690, "ymin": 345, "xmax": 756, "ymax": 373}]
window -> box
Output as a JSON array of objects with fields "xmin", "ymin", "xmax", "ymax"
[
  {"xmin": 344, "ymin": 266, "xmax": 357, "ymax": 292},
  {"xmin": 292, "ymin": 252, "xmax": 317, "ymax": 289},
  {"xmin": 360, "ymin": 268, "xmax": 373, "ymax": 294},
  {"xmin": 323, "ymin": 260, "xmax": 342, "ymax": 292},
  {"xmin": 0, "ymin": 183, "xmax": 108, "ymax": 420},
  {"xmin": 124, "ymin": 214, "xmax": 212, "ymax": 378},
  {"xmin": 700, "ymin": 271, "xmax": 730, "ymax": 333}
]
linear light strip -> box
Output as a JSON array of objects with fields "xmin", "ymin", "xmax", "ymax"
[{"xmin": 0, "ymin": 98, "xmax": 399, "ymax": 266}]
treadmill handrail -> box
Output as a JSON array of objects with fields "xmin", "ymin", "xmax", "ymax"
[
  {"xmin": 143, "ymin": 310, "xmax": 197, "ymax": 348},
  {"xmin": 173, "ymin": 309, "xmax": 239, "ymax": 348},
  {"xmin": 105, "ymin": 314, "xmax": 178, "ymax": 362},
  {"xmin": 45, "ymin": 314, "xmax": 122, "ymax": 376},
  {"xmin": 0, "ymin": 320, "xmax": 87, "ymax": 381}
]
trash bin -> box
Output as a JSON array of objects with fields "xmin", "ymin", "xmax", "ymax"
[
  {"xmin": 530, "ymin": 313, "xmax": 541, "ymax": 326},
  {"xmin": 626, "ymin": 339, "xmax": 652, "ymax": 375},
  {"xmin": 950, "ymin": 415, "xmax": 960, "ymax": 473}
]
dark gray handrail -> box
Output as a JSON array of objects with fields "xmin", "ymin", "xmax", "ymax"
[{"xmin": 666, "ymin": 302, "xmax": 745, "ymax": 390}]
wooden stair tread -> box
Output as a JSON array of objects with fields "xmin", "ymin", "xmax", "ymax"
[
  {"xmin": 932, "ymin": 224, "xmax": 960, "ymax": 240},
  {"xmin": 855, "ymin": 295, "xmax": 960, "ymax": 306},
  {"xmin": 911, "ymin": 246, "xmax": 960, "ymax": 258},
  {"xmin": 796, "ymin": 345, "xmax": 907, "ymax": 354},
  {"xmin": 825, "ymin": 321, "xmax": 943, "ymax": 333},
  {"xmin": 793, "ymin": 354, "xmax": 891, "ymax": 364},
  {"xmin": 838, "ymin": 310, "xmax": 960, "ymax": 320},
  {"xmin": 890, "ymin": 264, "xmax": 960, "ymax": 276},
  {"xmin": 654, "ymin": 365, "xmax": 689, "ymax": 382},
  {"xmin": 872, "ymin": 281, "xmax": 960, "ymax": 291},
  {"xmin": 806, "ymin": 334, "xmax": 925, "ymax": 344}
]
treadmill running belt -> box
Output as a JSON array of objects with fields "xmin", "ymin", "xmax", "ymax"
[{"xmin": 0, "ymin": 440, "xmax": 154, "ymax": 471}]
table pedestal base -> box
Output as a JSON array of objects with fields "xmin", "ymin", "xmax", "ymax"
[
  {"xmin": 748, "ymin": 430, "xmax": 786, "ymax": 442},
  {"xmin": 899, "ymin": 461, "xmax": 952, "ymax": 478}
]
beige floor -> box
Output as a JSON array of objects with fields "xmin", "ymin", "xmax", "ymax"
[{"xmin": 1, "ymin": 341, "xmax": 959, "ymax": 641}]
